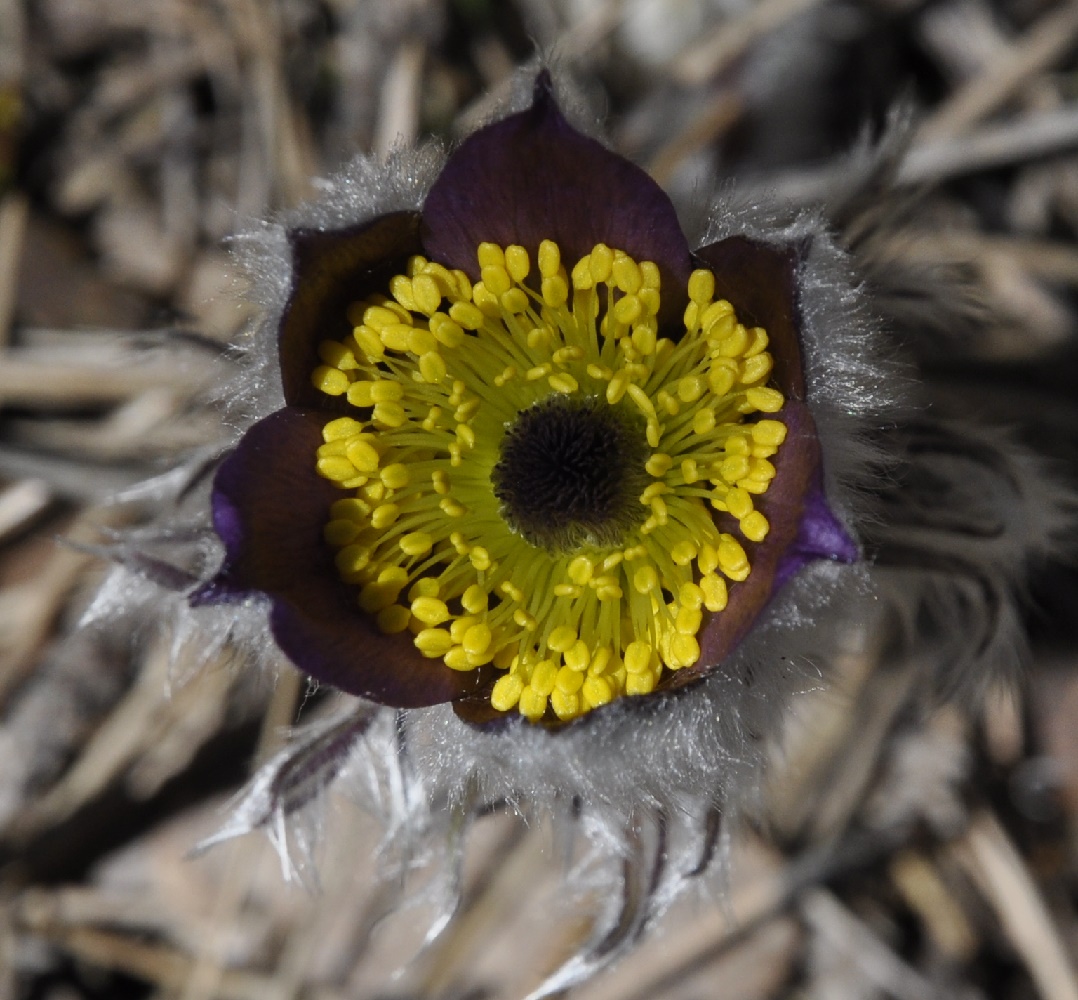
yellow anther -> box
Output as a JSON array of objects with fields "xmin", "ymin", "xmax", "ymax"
[
  {"xmin": 606, "ymin": 370, "xmax": 630, "ymax": 405},
  {"xmin": 470, "ymin": 546, "xmax": 491, "ymax": 571},
  {"xmin": 741, "ymin": 511, "xmax": 770, "ymax": 542},
  {"xmin": 501, "ymin": 288, "xmax": 529, "ymax": 314},
  {"xmin": 595, "ymin": 582, "xmax": 623, "ymax": 601},
  {"xmin": 613, "ymin": 294, "xmax": 642, "ymax": 325},
  {"xmin": 548, "ymin": 626, "xmax": 577, "ymax": 653},
  {"xmin": 567, "ymin": 556, "xmax": 594, "ymax": 586},
  {"xmin": 538, "ymin": 239, "xmax": 561, "ymax": 277},
  {"xmin": 554, "ymin": 583, "xmax": 582, "ymax": 598},
  {"xmin": 565, "ymin": 640, "xmax": 590, "ymax": 672},
  {"xmin": 318, "ymin": 340, "xmax": 357, "ymax": 369},
  {"xmin": 477, "ymin": 242, "xmax": 504, "ymax": 268},
  {"xmin": 720, "ymin": 455, "xmax": 751, "ymax": 483},
  {"xmin": 677, "ymin": 375, "xmax": 705, "ymax": 403},
  {"xmin": 494, "ymin": 365, "xmax": 518, "ymax": 386},
  {"xmin": 552, "ymin": 346, "xmax": 584, "ymax": 365},
  {"xmin": 462, "ymin": 622, "xmax": 492, "ymax": 656},
  {"xmin": 449, "ymin": 616, "xmax": 477, "ymax": 643},
  {"xmin": 745, "ymin": 386, "xmax": 785, "ymax": 413},
  {"xmin": 518, "ymin": 687, "xmax": 547, "ymax": 720},
  {"xmin": 680, "ymin": 458, "xmax": 700, "ymax": 484},
  {"xmin": 448, "ymin": 301, "xmax": 484, "ymax": 330},
  {"xmin": 380, "ymin": 323, "xmax": 413, "ymax": 352},
  {"xmin": 725, "ymin": 487, "xmax": 753, "ymax": 520},
  {"xmin": 373, "ymin": 401, "xmax": 406, "ymax": 427},
  {"xmin": 317, "ymin": 456, "xmax": 356, "ymax": 481},
  {"xmin": 690, "ymin": 408, "xmax": 715, "ymax": 438},
  {"xmin": 626, "ymin": 672, "xmax": 656, "ymax": 696},
  {"xmin": 456, "ymin": 423, "xmax": 476, "ymax": 449},
  {"xmin": 491, "ymin": 673, "xmax": 524, "ymax": 712},
  {"xmin": 633, "ymin": 565, "xmax": 659, "ymax": 594},
  {"xmin": 514, "ymin": 608, "xmax": 538, "ymax": 630},
  {"xmin": 334, "ymin": 544, "xmax": 370, "ymax": 577},
  {"xmin": 480, "ymin": 265, "xmax": 511, "ymax": 297},
  {"xmin": 462, "ymin": 583, "xmax": 489, "ymax": 614},
  {"xmin": 527, "ymin": 327, "xmax": 551, "ymax": 351},
  {"xmin": 324, "ymin": 519, "xmax": 359, "ymax": 547},
  {"xmin": 548, "ymin": 373, "xmax": 578, "ymax": 394},
  {"xmin": 700, "ymin": 573, "xmax": 728, "ymax": 611},
  {"xmin": 613, "ymin": 254, "xmax": 642, "ymax": 294},
  {"xmin": 707, "ymin": 366, "xmax": 737, "ymax": 397},
  {"xmin": 377, "ymin": 605, "xmax": 412, "ymax": 634},
  {"xmin": 657, "ymin": 389, "xmax": 679, "ymax": 416},
  {"xmin": 312, "ymin": 366, "xmax": 349, "ymax": 395},
  {"xmin": 504, "ymin": 245, "xmax": 530, "ymax": 282},
  {"xmin": 400, "ymin": 532, "xmax": 433, "ymax": 557},
  {"xmin": 541, "ymin": 275, "xmax": 569, "ymax": 308},
  {"xmin": 640, "ymin": 482, "xmax": 667, "ymax": 503},
  {"xmin": 589, "ymin": 647, "xmax": 613, "ymax": 676},
  {"xmin": 439, "ymin": 497, "xmax": 466, "ymax": 517},
  {"xmin": 687, "ymin": 269, "xmax": 715, "ymax": 305},
  {"xmin": 679, "ymin": 581, "xmax": 704, "ymax": 611},
  {"xmin": 525, "ymin": 364, "xmax": 551, "ymax": 382},
  {"xmin": 587, "ymin": 363, "xmax": 612, "ymax": 381},
  {"xmin": 531, "ymin": 660, "xmax": 558, "ymax": 696},
  {"xmin": 330, "ymin": 497, "xmax": 370, "ymax": 521},
  {"xmin": 431, "ymin": 470, "xmax": 450, "ymax": 495},
  {"xmin": 747, "ymin": 458, "xmax": 775, "ymax": 482},
  {"xmin": 379, "ymin": 463, "xmax": 408, "ymax": 490},
  {"xmin": 322, "ymin": 416, "xmax": 363, "ymax": 442},
  {"xmin": 740, "ymin": 353, "xmax": 773, "ymax": 385},
  {"xmin": 418, "ymin": 351, "xmax": 447, "ymax": 384},
  {"xmin": 570, "ymin": 256, "xmax": 594, "ymax": 290},
  {"xmin": 645, "ymin": 453, "xmax": 672, "ymax": 477},
  {"xmin": 422, "ymin": 406, "xmax": 442, "ymax": 431},
  {"xmin": 415, "ymin": 629, "xmax": 454, "ymax": 658},
  {"xmin": 669, "ymin": 634, "xmax": 700, "ymax": 668},
  {"xmin": 444, "ymin": 646, "xmax": 474, "ymax": 671},
  {"xmin": 409, "ymin": 577, "xmax": 440, "ymax": 601},
  {"xmin": 589, "ymin": 244, "xmax": 614, "ymax": 283},
  {"xmin": 500, "ymin": 580, "xmax": 525, "ymax": 603},
  {"xmin": 702, "ymin": 300, "xmax": 733, "ymax": 329},
  {"xmin": 431, "ymin": 315, "xmax": 465, "ymax": 348},
  {"xmin": 555, "ymin": 665, "xmax": 584, "ymax": 694},
  {"xmin": 718, "ymin": 535, "xmax": 750, "ymax": 580},
  {"xmin": 362, "ymin": 306, "xmax": 401, "ymax": 330},
  {"xmin": 454, "ymin": 397, "xmax": 480, "ymax": 422},
  {"xmin": 363, "ymin": 481, "xmax": 385, "ymax": 502},
  {"xmin": 752, "ymin": 419, "xmax": 787, "ymax": 446},
  {"xmin": 631, "ymin": 324, "xmax": 656, "ymax": 357},
  {"xmin": 602, "ymin": 551, "xmax": 624, "ymax": 570},
  {"xmin": 449, "ymin": 531, "xmax": 468, "ymax": 554},
  {"xmin": 358, "ymin": 580, "xmax": 401, "ymax": 614},
  {"xmin": 699, "ymin": 543, "xmax": 719, "ymax": 574},
  {"xmin": 675, "ymin": 605, "xmax": 703, "ymax": 636},
  {"xmin": 370, "ymin": 503, "xmax": 400, "ymax": 529},
  {"xmin": 624, "ymin": 641, "xmax": 652, "ymax": 675},
  {"xmin": 714, "ymin": 324, "xmax": 750, "ymax": 359},
  {"xmin": 352, "ymin": 325, "xmax": 385, "ymax": 360},
  {"xmin": 582, "ymin": 676, "xmax": 614, "ymax": 708},
  {"xmin": 389, "ymin": 275, "xmax": 418, "ymax": 312},
  {"xmin": 623, "ymin": 544, "xmax": 647, "ymax": 560}
]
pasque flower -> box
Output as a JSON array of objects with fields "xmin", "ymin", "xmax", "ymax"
[
  {"xmin": 81, "ymin": 67, "xmax": 1074, "ymax": 996},
  {"xmin": 190, "ymin": 71, "xmax": 859, "ymax": 726}
]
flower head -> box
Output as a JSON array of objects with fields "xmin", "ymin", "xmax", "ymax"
[{"xmin": 192, "ymin": 72, "xmax": 859, "ymax": 726}]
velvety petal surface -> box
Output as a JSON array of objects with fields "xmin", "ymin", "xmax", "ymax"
[
  {"xmin": 280, "ymin": 211, "xmax": 423, "ymax": 409},
  {"xmin": 191, "ymin": 407, "xmax": 484, "ymax": 707},
  {"xmin": 422, "ymin": 72, "xmax": 693, "ymax": 323},
  {"xmin": 694, "ymin": 236, "xmax": 807, "ymax": 400}
]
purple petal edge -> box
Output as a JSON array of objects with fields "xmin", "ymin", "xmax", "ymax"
[
  {"xmin": 190, "ymin": 408, "xmax": 483, "ymax": 708},
  {"xmin": 421, "ymin": 71, "xmax": 692, "ymax": 321},
  {"xmin": 774, "ymin": 471, "xmax": 859, "ymax": 592}
]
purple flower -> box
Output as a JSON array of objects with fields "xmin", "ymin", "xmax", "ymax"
[{"xmin": 190, "ymin": 71, "xmax": 858, "ymax": 726}]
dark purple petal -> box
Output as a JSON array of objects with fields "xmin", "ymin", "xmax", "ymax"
[
  {"xmin": 280, "ymin": 211, "xmax": 423, "ymax": 409},
  {"xmin": 190, "ymin": 407, "xmax": 485, "ymax": 707},
  {"xmin": 694, "ymin": 236, "xmax": 807, "ymax": 400},
  {"xmin": 422, "ymin": 72, "xmax": 692, "ymax": 323},
  {"xmin": 663, "ymin": 401, "xmax": 855, "ymax": 690}
]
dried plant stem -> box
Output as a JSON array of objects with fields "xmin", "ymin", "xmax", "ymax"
[
  {"xmin": 916, "ymin": 1, "xmax": 1078, "ymax": 142},
  {"xmin": 903, "ymin": 106, "xmax": 1078, "ymax": 185},
  {"xmin": 954, "ymin": 811, "xmax": 1078, "ymax": 1000},
  {"xmin": 672, "ymin": 0, "xmax": 827, "ymax": 86},
  {"xmin": 0, "ymin": 194, "xmax": 27, "ymax": 349},
  {"xmin": 374, "ymin": 40, "xmax": 425, "ymax": 160}
]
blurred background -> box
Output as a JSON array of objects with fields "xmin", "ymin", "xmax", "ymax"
[{"xmin": 4, "ymin": 0, "xmax": 1078, "ymax": 997}]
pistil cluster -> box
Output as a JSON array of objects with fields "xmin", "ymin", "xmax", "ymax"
[{"xmin": 309, "ymin": 238, "xmax": 787, "ymax": 722}]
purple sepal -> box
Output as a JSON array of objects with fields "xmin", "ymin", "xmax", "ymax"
[
  {"xmin": 190, "ymin": 407, "xmax": 485, "ymax": 708},
  {"xmin": 693, "ymin": 235, "xmax": 807, "ymax": 399},
  {"xmin": 774, "ymin": 473, "xmax": 859, "ymax": 591},
  {"xmin": 279, "ymin": 212, "xmax": 423, "ymax": 409},
  {"xmin": 421, "ymin": 72, "xmax": 693, "ymax": 325}
]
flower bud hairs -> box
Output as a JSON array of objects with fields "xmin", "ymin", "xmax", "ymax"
[{"xmin": 72, "ymin": 66, "xmax": 1076, "ymax": 997}]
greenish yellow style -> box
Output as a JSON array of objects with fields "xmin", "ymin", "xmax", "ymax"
[{"xmin": 310, "ymin": 238, "xmax": 788, "ymax": 722}]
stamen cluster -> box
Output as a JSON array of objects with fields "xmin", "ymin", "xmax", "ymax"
[{"xmin": 309, "ymin": 238, "xmax": 787, "ymax": 722}]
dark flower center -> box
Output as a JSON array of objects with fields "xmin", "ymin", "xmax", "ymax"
[{"xmin": 492, "ymin": 395, "xmax": 649, "ymax": 551}]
